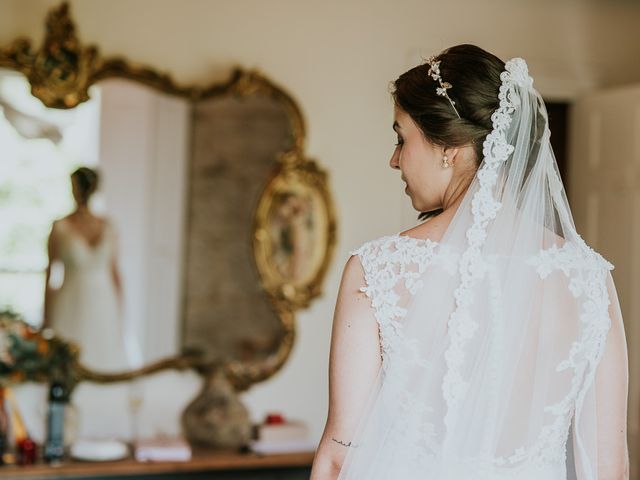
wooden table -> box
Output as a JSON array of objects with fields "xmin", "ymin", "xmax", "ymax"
[{"xmin": 0, "ymin": 450, "xmax": 315, "ymax": 480}]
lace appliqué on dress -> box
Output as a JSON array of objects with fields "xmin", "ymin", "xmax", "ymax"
[
  {"xmin": 484, "ymin": 240, "xmax": 614, "ymax": 469},
  {"xmin": 350, "ymin": 234, "xmax": 454, "ymax": 369},
  {"xmin": 350, "ymin": 233, "xmax": 457, "ymax": 470}
]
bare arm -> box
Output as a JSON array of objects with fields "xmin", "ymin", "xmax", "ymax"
[
  {"xmin": 111, "ymin": 257, "xmax": 123, "ymax": 313},
  {"xmin": 574, "ymin": 271, "xmax": 629, "ymax": 479},
  {"xmin": 595, "ymin": 272, "xmax": 629, "ymax": 478},
  {"xmin": 109, "ymin": 224, "xmax": 124, "ymax": 312},
  {"xmin": 310, "ymin": 254, "xmax": 382, "ymax": 480},
  {"xmin": 42, "ymin": 222, "xmax": 59, "ymax": 329}
]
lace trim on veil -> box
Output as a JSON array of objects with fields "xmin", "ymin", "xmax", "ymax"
[
  {"xmin": 441, "ymin": 58, "xmax": 523, "ymax": 434},
  {"xmin": 440, "ymin": 58, "xmax": 615, "ymax": 469}
]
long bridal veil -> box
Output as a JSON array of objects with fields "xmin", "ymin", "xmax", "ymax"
[{"xmin": 338, "ymin": 59, "xmax": 624, "ymax": 479}]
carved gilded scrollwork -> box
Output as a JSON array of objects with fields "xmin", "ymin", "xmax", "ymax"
[
  {"xmin": 0, "ymin": 3, "xmax": 99, "ymax": 108},
  {"xmin": 253, "ymin": 153, "xmax": 337, "ymax": 313},
  {"xmin": 0, "ymin": 2, "xmax": 336, "ymax": 391},
  {"xmin": 0, "ymin": 3, "xmax": 199, "ymax": 107},
  {"xmin": 222, "ymin": 308, "xmax": 296, "ymax": 391}
]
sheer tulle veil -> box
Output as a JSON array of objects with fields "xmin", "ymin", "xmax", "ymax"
[{"xmin": 337, "ymin": 58, "xmax": 623, "ymax": 479}]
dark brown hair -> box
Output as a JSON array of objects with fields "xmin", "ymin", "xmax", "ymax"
[
  {"xmin": 392, "ymin": 45, "xmax": 504, "ymax": 163},
  {"xmin": 391, "ymin": 44, "xmax": 505, "ymax": 219},
  {"xmin": 71, "ymin": 167, "xmax": 99, "ymax": 205}
]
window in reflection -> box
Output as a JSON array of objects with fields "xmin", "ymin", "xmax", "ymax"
[{"xmin": 0, "ymin": 70, "xmax": 101, "ymax": 327}]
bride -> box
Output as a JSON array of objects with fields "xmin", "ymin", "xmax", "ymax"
[
  {"xmin": 43, "ymin": 167, "xmax": 127, "ymax": 371},
  {"xmin": 310, "ymin": 45, "xmax": 629, "ymax": 479}
]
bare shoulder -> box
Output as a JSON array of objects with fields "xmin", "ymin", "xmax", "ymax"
[
  {"xmin": 341, "ymin": 254, "xmax": 366, "ymax": 289},
  {"xmin": 50, "ymin": 216, "xmax": 68, "ymax": 235},
  {"xmin": 98, "ymin": 215, "xmax": 112, "ymax": 229},
  {"xmin": 333, "ymin": 255, "xmax": 371, "ymax": 323},
  {"xmin": 399, "ymin": 216, "xmax": 447, "ymax": 242},
  {"xmin": 56, "ymin": 214, "xmax": 72, "ymax": 225}
]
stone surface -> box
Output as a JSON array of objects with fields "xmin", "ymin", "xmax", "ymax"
[{"xmin": 182, "ymin": 369, "xmax": 253, "ymax": 448}]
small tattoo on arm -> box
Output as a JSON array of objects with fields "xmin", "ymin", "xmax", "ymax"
[{"xmin": 331, "ymin": 437, "xmax": 358, "ymax": 448}]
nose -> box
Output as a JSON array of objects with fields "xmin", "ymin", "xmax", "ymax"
[{"xmin": 389, "ymin": 148, "xmax": 400, "ymax": 170}]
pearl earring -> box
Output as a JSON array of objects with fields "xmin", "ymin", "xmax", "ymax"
[{"xmin": 442, "ymin": 154, "xmax": 450, "ymax": 168}]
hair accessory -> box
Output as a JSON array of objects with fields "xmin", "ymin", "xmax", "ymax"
[{"xmin": 425, "ymin": 55, "xmax": 461, "ymax": 119}]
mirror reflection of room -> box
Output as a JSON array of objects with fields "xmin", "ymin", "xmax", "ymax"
[
  {"xmin": 0, "ymin": 70, "xmax": 101, "ymax": 330},
  {"xmin": 0, "ymin": 1, "xmax": 639, "ymax": 480},
  {"xmin": 0, "ymin": 3, "xmax": 333, "ymax": 476}
]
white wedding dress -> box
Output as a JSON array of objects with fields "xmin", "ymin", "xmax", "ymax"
[
  {"xmin": 49, "ymin": 218, "xmax": 127, "ymax": 371},
  {"xmin": 335, "ymin": 58, "xmax": 627, "ymax": 480},
  {"xmin": 347, "ymin": 233, "xmax": 572, "ymax": 479}
]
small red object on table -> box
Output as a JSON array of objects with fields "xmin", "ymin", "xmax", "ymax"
[
  {"xmin": 264, "ymin": 413, "xmax": 284, "ymax": 424},
  {"xmin": 17, "ymin": 437, "xmax": 37, "ymax": 465}
]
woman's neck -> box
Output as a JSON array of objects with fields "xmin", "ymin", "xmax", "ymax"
[
  {"xmin": 441, "ymin": 175, "xmax": 472, "ymax": 213},
  {"xmin": 441, "ymin": 150, "xmax": 476, "ymax": 212},
  {"xmin": 73, "ymin": 204, "xmax": 91, "ymax": 216}
]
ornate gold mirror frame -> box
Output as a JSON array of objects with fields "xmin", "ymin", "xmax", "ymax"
[{"xmin": 0, "ymin": 2, "xmax": 336, "ymax": 392}]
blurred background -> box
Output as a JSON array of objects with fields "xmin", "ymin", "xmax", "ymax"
[{"xmin": 0, "ymin": 0, "xmax": 639, "ymax": 478}]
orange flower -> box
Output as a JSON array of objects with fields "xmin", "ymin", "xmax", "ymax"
[
  {"xmin": 37, "ymin": 339, "xmax": 49, "ymax": 355},
  {"xmin": 24, "ymin": 328, "xmax": 39, "ymax": 341}
]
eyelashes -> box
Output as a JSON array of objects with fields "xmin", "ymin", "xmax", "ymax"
[{"xmin": 395, "ymin": 136, "xmax": 404, "ymax": 147}]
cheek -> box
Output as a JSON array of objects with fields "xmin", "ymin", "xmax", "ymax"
[
  {"xmin": 402, "ymin": 145, "xmax": 435, "ymax": 184},
  {"xmin": 422, "ymin": 155, "xmax": 440, "ymax": 181}
]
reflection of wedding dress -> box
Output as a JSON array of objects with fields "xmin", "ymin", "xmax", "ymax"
[{"xmin": 50, "ymin": 219, "xmax": 127, "ymax": 371}]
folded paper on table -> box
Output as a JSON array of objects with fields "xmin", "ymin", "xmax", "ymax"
[
  {"xmin": 257, "ymin": 420, "xmax": 309, "ymax": 443},
  {"xmin": 249, "ymin": 438, "xmax": 318, "ymax": 455},
  {"xmin": 134, "ymin": 437, "xmax": 192, "ymax": 462}
]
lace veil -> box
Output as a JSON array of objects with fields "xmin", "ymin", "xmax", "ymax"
[{"xmin": 337, "ymin": 58, "xmax": 625, "ymax": 479}]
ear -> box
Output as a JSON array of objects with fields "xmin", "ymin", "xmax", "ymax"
[
  {"xmin": 443, "ymin": 146, "xmax": 462, "ymax": 165},
  {"xmin": 445, "ymin": 145, "xmax": 477, "ymax": 167}
]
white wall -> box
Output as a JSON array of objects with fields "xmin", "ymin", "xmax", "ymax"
[
  {"xmin": 568, "ymin": 83, "xmax": 640, "ymax": 475},
  {"xmin": 99, "ymin": 79, "xmax": 190, "ymax": 367},
  {"xmin": 3, "ymin": 0, "xmax": 640, "ymax": 444}
]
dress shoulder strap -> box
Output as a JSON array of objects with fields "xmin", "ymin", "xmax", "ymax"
[{"xmin": 349, "ymin": 235, "xmax": 404, "ymax": 292}]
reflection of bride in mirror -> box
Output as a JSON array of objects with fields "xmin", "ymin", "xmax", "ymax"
[{"xmin": 43, "ymin": 167, "xmax": 126, "ymax": 371}]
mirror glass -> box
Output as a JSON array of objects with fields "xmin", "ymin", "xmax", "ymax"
[
  {"xmin": 0, "ymin": 68, "xmax": 120, "ymax": 371},
  {"xmin": 0, "ymin": 70, "xmax": 180, "ymax": 371},
  {"xmin": 182, "ymin": 94, "xmax": 292, "ymax": 364},
  {"xmin": 0, "ymin": 69, "xmax": 100, "ymax": 325},
  {"xmin": 0, "ymin": 69, "xmax": 292, "ymax": 373}
]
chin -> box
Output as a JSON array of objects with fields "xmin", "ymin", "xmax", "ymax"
[
  {"xmin": 413, "ymin": 200, "xmax": 439, "ymax": 214},
  {"xmin": 407, "ymin": 191, "xmax": 434, "ymax": 213},
  {"xmin": 410, "ymin": 199, "xmax": 425, "ymax": 212},
  {"xmin": 407, "ymin": 195, "xmax": 423, "ymax": 210}
]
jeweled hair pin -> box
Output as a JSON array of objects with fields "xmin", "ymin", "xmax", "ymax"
[{"xmin": 425, "ymin": 55, "xmax": 461, "ymax": 119}]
